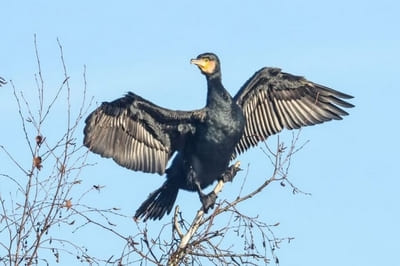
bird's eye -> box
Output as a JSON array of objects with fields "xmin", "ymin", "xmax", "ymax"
[{"xmin": 204, "ymin": 58, "xmax": 209, "ymax": 63}]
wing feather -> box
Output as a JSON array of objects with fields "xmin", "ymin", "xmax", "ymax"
[
  {"xmin": 84, "ymin": 92, "xmax": 202, "ymax": 175},
  {"xmin": 233, "ymin": 67, "xmax": 354, "ymax": 157}
]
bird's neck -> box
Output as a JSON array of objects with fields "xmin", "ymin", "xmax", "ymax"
[{"xmin": 206, "ymin": 73, "xmax": 231, "ymax": 107}]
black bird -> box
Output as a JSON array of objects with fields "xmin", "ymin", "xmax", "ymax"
[{"xmin": 84, "ymin": 53, "xmax": 354, "ymax": 221}]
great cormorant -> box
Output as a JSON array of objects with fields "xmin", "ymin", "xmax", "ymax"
[{"xmin": 84, "ymin": 53, "xmax": 354, "ymax": 221}]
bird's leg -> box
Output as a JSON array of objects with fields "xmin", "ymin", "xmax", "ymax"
[
  {"xmin": 220, "ymin": 161, "xmax": 241, "ymax": 183},
  {"xmin": 191, "ymin": 162, "xmax": 241, "ymax": 213},
  {"xmin": 195, "ymin": 181, "xmax": 217, "ymax": 213},
  {"xmin": 187, "ymin": 166, "xmax": 217, "ymax": 213}
]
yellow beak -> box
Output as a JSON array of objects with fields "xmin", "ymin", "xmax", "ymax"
[{"xmin": 190, "ymin": 58, "xmax": 207, "ymax": 68}]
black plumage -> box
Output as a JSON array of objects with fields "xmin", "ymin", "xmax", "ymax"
[{"xmin": 84, "ymin": 53, "xmax": 354, "ymax": 221}]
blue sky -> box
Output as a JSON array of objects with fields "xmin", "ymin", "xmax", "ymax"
[{"xmin": 1, "ymin": 1, "xmax": 399, "ymax": 265}]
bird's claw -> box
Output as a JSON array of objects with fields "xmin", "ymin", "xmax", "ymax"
[
  {"xmin": 221, "ymin": 161, "xmax": 241, "ymax": 183},
  {"xmin": 200, "ymin": 192, "xmax": 217, "ymax": 213}
]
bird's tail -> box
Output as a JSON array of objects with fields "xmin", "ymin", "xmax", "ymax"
[{"xmin": 134, "ymin": 180, "xmax": 179, "ymax": 221}]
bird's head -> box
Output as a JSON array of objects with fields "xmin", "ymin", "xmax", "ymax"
[{"xmin": 191, "ymin": 53, "xmax": 221, "ymax": 78}]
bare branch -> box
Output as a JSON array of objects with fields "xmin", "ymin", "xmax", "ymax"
[{"xmin": 0, "ymin": 38, "xmax": 110, "ymax": 265}]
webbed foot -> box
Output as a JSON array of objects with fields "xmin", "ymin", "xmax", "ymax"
[
  {"xmin": 221, "ymin": 161, "xmax": 241, "ymax": 183},
  {"xmin": 199, "ymin": 191, "xmax": 217, "ymax": 213}
]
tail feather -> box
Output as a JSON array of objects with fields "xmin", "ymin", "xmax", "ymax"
[{"xmin": 134, "ymin": 181, "xmax": 179, "ymax": 221}]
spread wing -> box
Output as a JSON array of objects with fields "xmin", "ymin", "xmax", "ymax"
[
  {"xmin": 233, "ymin": 67, "xmax": 354, "ymax": 157},
  {"xmin": 84, "ymin": 92, "xmax": 204, "ymax": 175}
]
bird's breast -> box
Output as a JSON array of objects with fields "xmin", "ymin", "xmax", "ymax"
[
  {"xmin": 203, "ymin": 104, "xmax": 244, "ymax": 146},
  {"xmin": 187, "ymin": 103, "xmax": 245, "ymax": 187}
]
